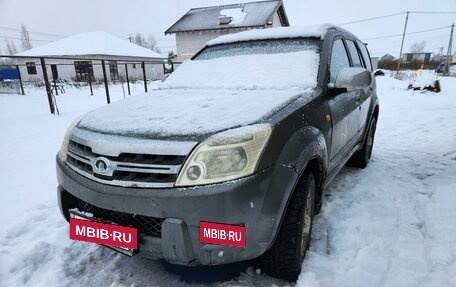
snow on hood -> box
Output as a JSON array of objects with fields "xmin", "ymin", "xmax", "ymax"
[
  {"xmin": 162, "ymin": 51, "xmax": 320, "ymax": 90},
  {"xmin": 77, "ymin": 88, "xmax": 315, "ymax": 137}
]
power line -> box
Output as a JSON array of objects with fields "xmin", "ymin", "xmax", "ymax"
[
  {"xmin": 409, "ymin": 11, "xmax": 456, "ymax": 14},
  {"xmin": 362, "ymin": 25, "xmax": 452, "ymax": 40},
  {"xmin": 339, "ymin": 11, "xmax": 456, "ymax": 26},
  {"xmin": 0, "ymin": 35, "xmax": 53, "ymax": 42},
  {"xmin": 339, "ymin": 12, "xmax": 406, "ymax": 25},
  {"xmin": 0, "ymin": 26, "xmax": 64, "ymax": 38}
]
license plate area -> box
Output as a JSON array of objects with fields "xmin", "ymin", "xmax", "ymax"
[
  {"xmin": 199, "ymin": 221, "xmax": 246, "ymax": 248},
  {"xmin": 69, "ymin": 210, "xmax": 138, "ymax": 256}
]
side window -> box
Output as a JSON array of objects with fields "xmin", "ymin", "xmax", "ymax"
[
  {"xmin": 346, "ymin": 40, "xmax": 363, "ymax": 68},
  {"xmin": 357, "ymin": 40, "xmax": 373, "ymax": 71},
  {"xmin": 329, "ymin": 39, "xmax": 350, "ymax": 83}
]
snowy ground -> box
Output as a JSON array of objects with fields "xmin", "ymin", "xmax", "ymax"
[{"xmin": 0, "ymin": 74, "xmax": 455, "ymax": 286}]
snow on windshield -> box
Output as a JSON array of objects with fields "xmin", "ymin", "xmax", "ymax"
[{"xmin": 162, "ymin": 39, "xmax": 320, "ymax": 91}]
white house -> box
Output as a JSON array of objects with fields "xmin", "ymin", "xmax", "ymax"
[
  {"xmin": 401, "ymin": 52, "xmax": 432, "ymax": 63},
  {"xmin": 15, "ymin": 32, "xmax": 166, "ymax": 83},
  {"xmin": 165, "ymin": 0, "xmax": 289, "ymax": 61}
]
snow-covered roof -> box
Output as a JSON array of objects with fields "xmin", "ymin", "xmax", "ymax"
[
  {"xmin": 165, "ymin": 0, "xmax": 289, "ymax": 34},
  {"xmin": 16, "ymin": 32, "xmax": 166, "ymax": 60},
  {"xmin": 207, "ymin": 24, "xmax": 334, "ymax": 46}
]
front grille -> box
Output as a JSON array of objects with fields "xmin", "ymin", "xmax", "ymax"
[
  {"xmin": 66, "ymin": 140, "xmax": 187, "ymax": 188},
  {"xmin": 74, "ymin": 198, "xmax": 164, "ymax": 237}
]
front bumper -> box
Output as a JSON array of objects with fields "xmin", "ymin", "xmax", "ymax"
[{"xmin": 57, "ymin": 155, "xmax": 295, "ymax": 265}]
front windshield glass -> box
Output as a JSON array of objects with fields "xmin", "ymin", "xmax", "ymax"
[
  {"xmin": 195, "ymin": 38, "xmax": 320, "ymax": 60},
  {"xmin": 162, "ymin": 38, "xmax": 322, "ymax": 91}
]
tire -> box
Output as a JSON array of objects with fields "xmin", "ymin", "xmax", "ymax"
[
  {"xmin": 257, "ymin": 170, "xmax": 316, "ymax": 281},
  {"xmin": 347, "ymin": 117, "xmax": 377, "ymax": 168}
]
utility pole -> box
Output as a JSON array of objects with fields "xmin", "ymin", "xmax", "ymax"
[
  {"xmin": 444, "ymin": 24, "xmax": 454, "ymax": 76},
  {"xmin": 396, "ymin": 11, "xmax": 409, "ymax": 73},
  {"xmin": 129, "ymin": 34, "xmax": 132, "ymax": 43}
]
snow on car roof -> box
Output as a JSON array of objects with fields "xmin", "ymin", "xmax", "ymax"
[{"xmin": 207, "ymin": 24, "xmax": 335, "ymax": 46}]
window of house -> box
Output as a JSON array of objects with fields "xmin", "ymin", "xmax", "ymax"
[
  {"xmin": 345, "ymin": 40, "xmax": 363, "ymax": 68},
  {"xmin": 132, "ymin": 63, "xmax": 136, "ymax": 69},
  {"xmin": 26, "ymin": 62, "xmax": 37, "ymax": 75},
  {"xmin": 74, "ymin": 61, "xmax": 94, "ymax": 81},
  {"xmin": 109, "ymin": 61, "xmax": 119, "ymax": 80},
  {"xmin": 329, "ymin": 39, "xmax": 350, "ymax": 83}
]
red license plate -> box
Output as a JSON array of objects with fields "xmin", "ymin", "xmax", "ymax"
[
  {"xmin": 199, "ymin": 221, "xmax": 246, "ymax": 248},
  {"xmin": 70, "ymin": 218, "xmax": 138, "ymax": 250}
]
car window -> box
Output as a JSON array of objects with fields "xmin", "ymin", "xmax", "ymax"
[
  {"xmin": 329, "ymin": 39, "xmax": 350, "ymax": 83},
  {"xmin": 194, "ymin": 38, "xmax": 320, "ymax": 60},
  {"xmin": 357, "ymin": 40, "xmax": 373, "ymax": 71},
  {"xmin": 346, "ymin": 40, "xmax": 363, "ymax": 68}
]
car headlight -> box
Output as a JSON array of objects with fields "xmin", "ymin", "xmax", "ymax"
[
  {"xmin": 175, "ymin": 123, "xmax": 273, "ymax": 186},
  {"xmin": 59, "ymin": 116, "xmax": 83, "ymax": 161}
]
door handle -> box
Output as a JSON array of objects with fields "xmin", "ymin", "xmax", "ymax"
[{"xmin": 356, "ymin": 96, "xmax": 361, "ymax": 102}]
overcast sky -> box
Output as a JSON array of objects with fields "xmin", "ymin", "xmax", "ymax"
[{"xmin": 0, "ymin": 0, "xmax": 455, "ymax": 57}]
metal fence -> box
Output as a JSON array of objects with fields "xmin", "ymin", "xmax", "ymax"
[{"xmin": 0, "ymin": 80, "xmax": 21, "ymax": 94}]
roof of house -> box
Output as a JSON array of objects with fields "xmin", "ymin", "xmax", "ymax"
[
  {"xmin": 165, "ymin": 0, "xmax": 289, "ymax": 34},
  {"xmin": 16, "ymin": 32, "xmax": 166, "ymax": 61}
]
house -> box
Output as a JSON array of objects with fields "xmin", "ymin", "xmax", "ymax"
[
  {"xmin": 380, "ymin": 53, "xmax": 395, "ymax": 61},
  {"xmin": 14, "ymin": 32, "xmax": 166, "ymax": 83},
  {"xmin": 165, "ymin": 0, "xmax": 289, "ymax": 61},
  {"xmin": 401, "ymin": 52, "xmax": 432, "ymax": 63}
]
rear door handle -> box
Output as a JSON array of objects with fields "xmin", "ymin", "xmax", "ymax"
[{"xmin": 356, "ymin": 96, "xmax": 361, "ymax": 102}]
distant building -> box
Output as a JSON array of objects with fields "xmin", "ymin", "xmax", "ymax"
[
  {"xmin": 380, "ymin": 53, "xmax": 395, "ymax": 61},
  {"xmin": 14, "ymin": 32, "xmax": 166, "ymax": 83},
  {"xmin": 401, "ymin": 52, "xmax": 431, "ymax": 63},
  {"xmin": 165, "ymin": 0, "xmax": 289, "ymax": 61},
  {"xmin": 432, "ymin": 54, "xmax": 453, "ymax": 63}
]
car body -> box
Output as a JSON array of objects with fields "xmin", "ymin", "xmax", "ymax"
[
  {"xmin": 57, "ymin": 24, "xmax": 379, "ymax": 281},
  {"xmin": 435, "ymin": 62, "xmax": 456, "ymax": 76}
]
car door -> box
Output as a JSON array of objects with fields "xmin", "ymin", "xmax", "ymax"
[
  {"xmin": 345, "ymin": 39, "xmax": 372, "ymax": 136},
  {"xmin": 356, "ymin": 40, "xmax": 375, "ymax": 133},
  {"xmin": 327, "ymin": 38, "xmax": 360, "ymax": 161}
]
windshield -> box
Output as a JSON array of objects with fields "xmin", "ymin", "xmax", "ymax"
[
  {"xmin": 195, "ymin": 38, "xmax": 320, "ymax": 60},
  {"xmin": 162, "ymin": 38, "xmax": 322, "ymax": 91}
]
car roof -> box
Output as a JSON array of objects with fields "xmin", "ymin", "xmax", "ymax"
[{"xmin": 206, "ymin": 24, "xmax": 352, "ymax": 46}]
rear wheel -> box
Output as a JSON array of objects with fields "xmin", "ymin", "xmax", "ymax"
[
  {"xmin": 257, "ymin": 170, "xmax": 315, "ymax": 281},
  {"xmin": 347, "ymin": 117, "xmax": 377, "ymax": 168}
]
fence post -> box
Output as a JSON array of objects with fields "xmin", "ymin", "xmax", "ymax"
[
  {"xmin": 142, "ymin": 61, "xmax": 147, "ymax": 93},
  {"xmin": 15, "ymin": 65, "xmax": 25, "ymax": 95},
  {"xmin": 125, "ymin": 63, "xmax": 131, "ymax": 95},
  {"xmin": 40, "ymin": 57, "xmax": 55, "ymax": 114},
  {"xmin": 101, "ymin": 60, "xmax": 111, "ymax": 104}
]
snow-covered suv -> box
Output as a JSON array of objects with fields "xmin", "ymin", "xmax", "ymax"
[{"xmin": 57, "ymin": 25, "xmax": 379, "ymax": 281}]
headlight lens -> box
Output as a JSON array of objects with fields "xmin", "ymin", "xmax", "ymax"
[
  {"xmin": 175, "ymin": 123, "xmax": 273, "ymax": 186},
  {"xmin": 59, "ymin": 116, "xmax": 83, "ymax": 161}
]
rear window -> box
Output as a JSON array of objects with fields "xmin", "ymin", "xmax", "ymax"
[
  {"xmin": 345, "ymin": 40, "xmax": 363, "ymax": 68},
  {"xmin": 357, "ymin": 40, "xmax": 373, "ymax": 71},
  {"xmin": 195, "ymin": 38, "xmax": 321, "ymax": 60}
]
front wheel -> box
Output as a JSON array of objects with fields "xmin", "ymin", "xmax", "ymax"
[
  {"xmin": 347, "ymin": 117, "xmax": 377, "ymax": 168},
  {"xmin": 257, "ymin": 170, "xmax": 316, "ymax": 281}
]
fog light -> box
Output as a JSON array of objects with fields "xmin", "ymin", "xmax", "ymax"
[{"xmin": 186, "ymin": 165, "xmax": 202, "ymax": 181}]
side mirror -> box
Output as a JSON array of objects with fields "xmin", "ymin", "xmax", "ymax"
[{"xmin": 334, "ymin": 67, "xmax": 372, "ymax": 92}]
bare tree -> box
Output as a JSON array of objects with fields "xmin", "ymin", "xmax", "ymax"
[
  {"xmin": 147, "ymin": 34, "xmax": 161, "ymax": 53},
  {"xmin": 21, "ymin": 24, "xmax": 33, "ymax": 51},
  {"xmin": 409, "ymin": 41, "xmax": 426, "ymax": 53},
  {"xmin": 5, "ymin": 39, "xmax": 18, "ymax": 55},
  {"xmin": 132, "ymin": 33, "xmax": 160, "ymax": 52}
]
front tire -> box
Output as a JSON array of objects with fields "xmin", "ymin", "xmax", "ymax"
[
  {"xmin": 257, "ymin": 170, "xmax": 316, "ymax": 281},
  {"xmin": 347, "ymin": 117, "xmax": 377, "ymax": 168}
]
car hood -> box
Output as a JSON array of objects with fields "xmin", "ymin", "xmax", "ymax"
[{"xmin": 77, "ymin": 88, "xmax": 314, "ymax": 139}]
